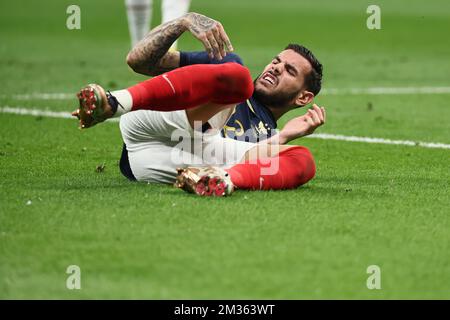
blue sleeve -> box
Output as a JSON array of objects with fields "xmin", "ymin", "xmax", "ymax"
[{"xmin": 179, "ymin": 51, "xmax": 244, "ymax": 66}]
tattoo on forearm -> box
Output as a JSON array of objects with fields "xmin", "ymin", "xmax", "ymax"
[
  {"xmin": 128, "ymin": 19, "xmax": 184, "ymax": 74},
  {"xmin": 128, "ymin": 12, "xmax": 222, "ymax": 75}
]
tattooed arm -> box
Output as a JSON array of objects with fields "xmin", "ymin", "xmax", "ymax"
[
  {"xmin": 126, "ymin": 18, "xmax": 184, "ymax": 76},
  {"xmin": 126, "ymin": 12, "xmax": 234, "ymax": 76}
]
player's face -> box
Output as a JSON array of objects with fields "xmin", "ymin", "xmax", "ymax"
[{"xmin": 254, "ymin": 49, "xmax": 312, "ymax": 107}]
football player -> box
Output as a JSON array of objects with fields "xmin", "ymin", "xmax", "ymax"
[{"xmin": 72, "ymin": 12, "xmax": 325, "ymax": 196}]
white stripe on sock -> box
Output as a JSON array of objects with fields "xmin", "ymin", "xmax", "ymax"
[{"xmin": 110, "ymin": 90, "xmax": 133, "ymax": 117}]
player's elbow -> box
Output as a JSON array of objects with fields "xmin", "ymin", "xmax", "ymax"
[
  {"xmin": 126, "ymin": 52, "xmax": 149, "ymax": 75},
  {"xmin": 126, "ymin": 52, "xmax": 138, "ymax": 70}
]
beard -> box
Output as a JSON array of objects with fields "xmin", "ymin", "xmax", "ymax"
[{"xmin": 253, "ymin": 78, "xmax": 298, "ymax": 108}]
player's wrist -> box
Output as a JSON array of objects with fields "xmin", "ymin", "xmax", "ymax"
[
  {"xmin": 179, "ymin": 13, "xmax": 192, "ymax": 31},
  {"xmin": 276, "ymin": 132, "xmax": 289, "ymax": 144}
]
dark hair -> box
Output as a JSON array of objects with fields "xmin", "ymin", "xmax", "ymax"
[{"xmin": 285, "ymin": 43, "xmax": 323, "ymax": 96}]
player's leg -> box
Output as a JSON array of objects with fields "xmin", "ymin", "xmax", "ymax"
[
  {"xmin": 125, "ymin": 0, "xmax": 152, "ymax": 48},
  {"xmin": 119, "ymin": 107, "xmax": 205, "ymax": 183},
  {"xmin": 126, "ymin": 63, "xmax": 252, "ymax": 111},
  {"xmin": 161, "ymin": 0, "xmax": 191, "ymax": 51},
  {"xmin": 72, "ymin": 63, "xmax": 253, "ymax": 129},
  {"xmin": 162, "ymin": 0, "xmax": 191, "ymax": 24},
  {"xmin": 176, "ymin": 137, "xmax": 316, "ymax": 196},
  {"xmin": 225, "ymin": 144, "xmax": 316, "ymax": 190}
]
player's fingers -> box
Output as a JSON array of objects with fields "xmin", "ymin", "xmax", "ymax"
[
  {"xmin": 308, "ymin": 109, "xmax": 321, "ymax": 125},
  {"xmin": 321, "ymin": 107, "xmax": 326, "ymax": 123},
  {"xmin": 206, "ymin": 31, "xmax": 222, "ymax": 60},
  {"xmin": 305, "ymin": 114, "xmax": 315, "ymax": 128},
  {"xmin": 306, "ymin": 110, "xmax": 315, "ymax": 125},
  {"xmin": 217, "ymin": 22, "xmax": 234, "ymax": 52},
  {"xmin": 199, "ymin": 35, "xmax": 214, "ymax": 59},
  {"xmin": 312, "ymin": 104, "xmax": 324, "ymax": 123},
  {"xmin": 211, "ymin": 26, "xmax": 225, "ymax": 59}
]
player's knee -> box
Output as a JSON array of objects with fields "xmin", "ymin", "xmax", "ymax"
[
  {"xmin": 231, "ymin": 63, "xmax": 254, "ymax": 99},
  {"xmin": 290, "ymin": 146, "xmax": 316, "ymax": 185},
  {"xmin": 219, "ymin": 63, "xmax": 254, "ymax": 101}
]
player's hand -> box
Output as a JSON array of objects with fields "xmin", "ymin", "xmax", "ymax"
[
  {"xmin": 184, "ymin": 12, "xmax": 233, "ymax": 60},
  {"xmin": 279, "ymin": 104, "xmax": 326, "ymax": 143}
]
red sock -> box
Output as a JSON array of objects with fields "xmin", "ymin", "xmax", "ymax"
[
  {"xmin": 127, "ymin": 63, "xmax": 253, "ymax": 111},
  {"xmin": 225, "ymin": 146, "xmax": 316, "ymax": 190}
]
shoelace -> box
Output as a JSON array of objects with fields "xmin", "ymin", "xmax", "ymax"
[{"xmin": 106, "ymin": 90, "xmax": 124, "ymax": 115}]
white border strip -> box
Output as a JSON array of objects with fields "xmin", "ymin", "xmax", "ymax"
[
  {"xmin": 1, "ymin": 106, "xmax": 449, "ymax": 150},
  {"xmin": 2, "ymin": 86, "xmax": 450, "ymax": 101}
]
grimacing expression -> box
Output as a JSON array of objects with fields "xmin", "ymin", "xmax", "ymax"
[{"xmin": 254, "ymin": 49, "xmax": 313, "ymax": 107}]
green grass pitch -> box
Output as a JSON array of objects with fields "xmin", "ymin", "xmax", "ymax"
[{"xmin": 0, "ymin": 0, "xmax": 449, "ymax": 299}]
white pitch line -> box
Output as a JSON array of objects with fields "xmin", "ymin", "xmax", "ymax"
[
  {"xmin": 0, "ymin": 106, "xmax": 119, "ymax": 122},
  {"xmin": 0, "ymin": 93, "xmax": 74, "ymax": 100},
  {"xmin": 0, "ymin": 106, "xmax": 73, "ymax": 119},
  {"xmin": 2, "ymin": 86, "xmax": 450, "ymax": 101},
  {"xmin": 321, "ymin": 86, "xmax": 450, "ymax": 95},
  {"xmin": 308, "ymin": 133, "xmax": 450, "ymax": 150},
  {"xmin": 1, "ymin": 106, "xmax": 449, "ymax": 150}
]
